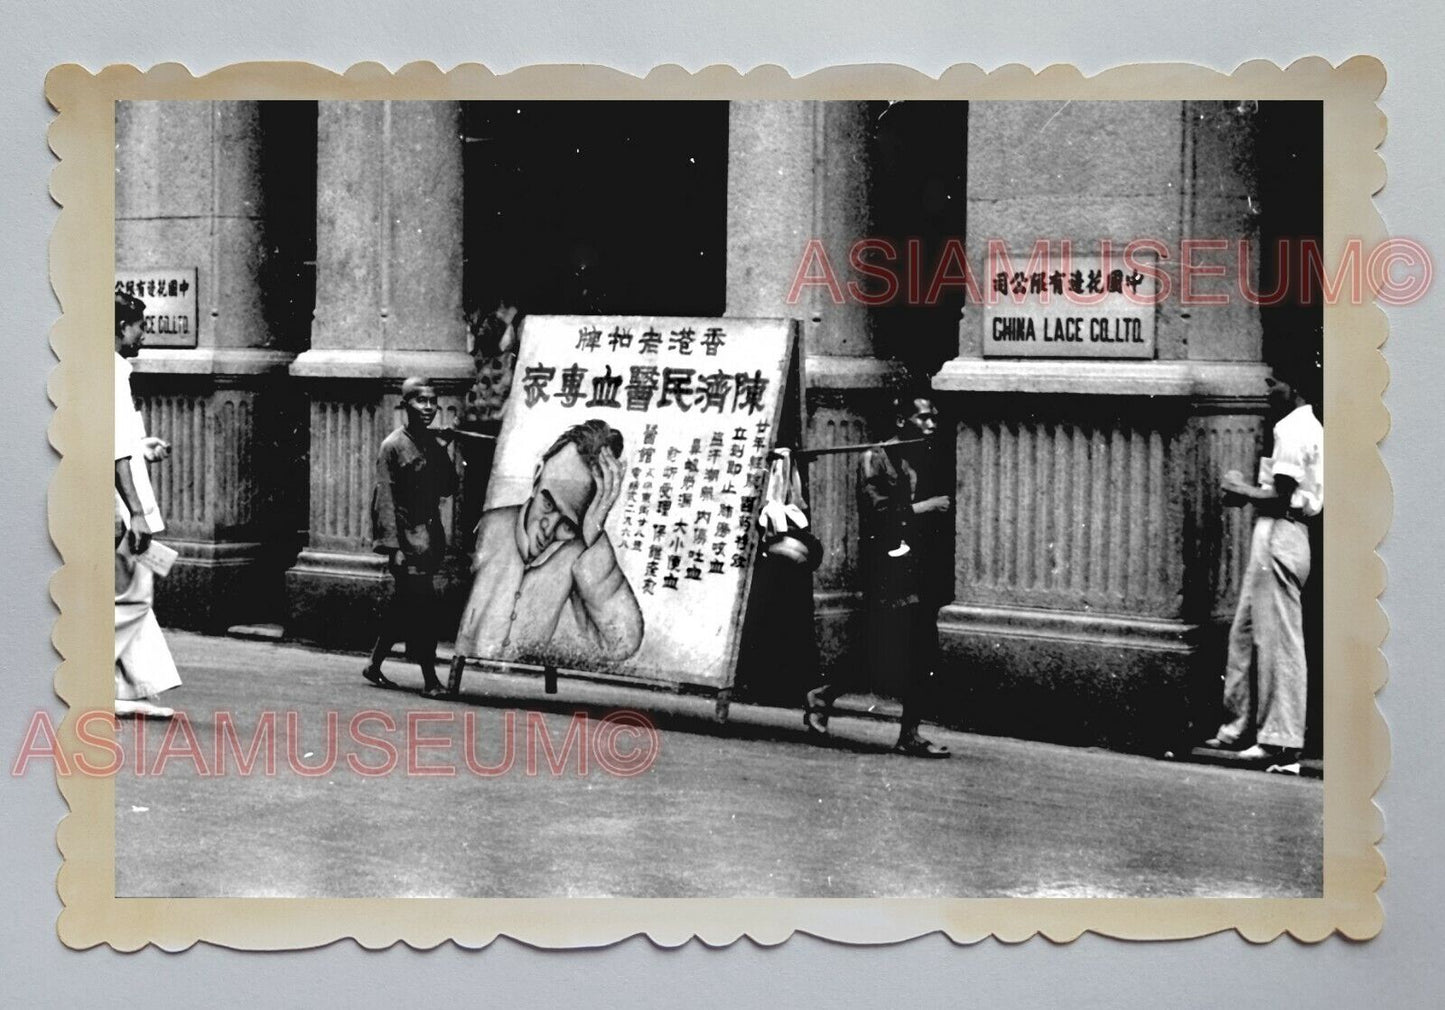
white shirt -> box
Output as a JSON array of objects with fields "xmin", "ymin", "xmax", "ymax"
[
  {"xmin": 114, "ymin": 352, "xmax": 164, "ymax": 533},
  {"xmin": 1261, "ymin": 403, "xmax": 1324, "ymax": 518}
]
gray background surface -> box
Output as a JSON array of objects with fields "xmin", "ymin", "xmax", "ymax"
[{"xmin": 2, "ymin": 2, "xmax": 1438, "ymax": 1004}]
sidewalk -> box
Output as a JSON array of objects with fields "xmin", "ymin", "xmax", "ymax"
[
  {"xmin": 229, "ymin": 622, "xmax": 1322, "ymax": 776},
  {"xmin": 115, "ymin": 630, "xmax": 1325, "ymax": 899},
  {"xmin": 231, "ymin": 620, "xmax": 911, "ymax": 723}
]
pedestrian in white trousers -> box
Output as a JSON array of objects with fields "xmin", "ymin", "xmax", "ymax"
[
  {"xmin": 113, "ymin": 290, "xmax": 180, "ymax": 718},
  {"xmin": 1207, "ymin": 370, "xmax": 1323, "ymax": 765}
]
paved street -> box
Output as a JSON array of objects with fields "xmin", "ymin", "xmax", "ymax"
[{"xmin": 114, "ymin": 633, "xmax": 1323, "ymax": 898}]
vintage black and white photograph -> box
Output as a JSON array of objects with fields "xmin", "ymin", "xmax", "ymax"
[
  {"xmin": 98, "ymin": 94, "xmax": 1329, "ymax": 901},
  {"xmin": 98, "ymin": 94, "xmax": 1340, "ymax": 903}
]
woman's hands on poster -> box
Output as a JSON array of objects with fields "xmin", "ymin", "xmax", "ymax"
[{"xmin": 582, "ymin": 450, "xmax": 626, "ymax": 548}]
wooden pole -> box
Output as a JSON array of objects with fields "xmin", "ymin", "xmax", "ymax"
[{"xmin": 770, "ymin": 437, "xmax": 928, "ymax": 462}]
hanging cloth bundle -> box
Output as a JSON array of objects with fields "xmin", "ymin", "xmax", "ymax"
[{"xmin": 758, "ymin": 449, "xmax": 823, "ymax": 570}]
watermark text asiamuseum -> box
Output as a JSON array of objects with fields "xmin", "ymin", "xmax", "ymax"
[
  {"xmin": 785, "ymin": 237, "xmax": 1432, "ymax": 308},
  {"xmin": 12, "ymin": 708, "xmax": 660, "ymax": 780}
]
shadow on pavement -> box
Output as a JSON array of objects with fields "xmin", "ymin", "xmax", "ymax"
[{"xmin": 437, "ymin": 680, "xmax": 904, "ymax": 757}]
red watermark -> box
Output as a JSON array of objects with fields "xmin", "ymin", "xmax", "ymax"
[
  {"xmin": 785, "ymin": 237, "xmax": 1433, "ymax": 308},
  {"xmin": 11, "ymin": 708, "xmax": 661, "ymax": 780}
]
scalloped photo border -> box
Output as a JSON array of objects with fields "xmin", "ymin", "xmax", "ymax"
[{"xmin": 46, "ymin": 58, "xmax": 1389, "ymax": 950}]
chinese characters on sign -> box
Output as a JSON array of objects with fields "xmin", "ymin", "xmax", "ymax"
[
  {"xmin": 980, "ymin": 254, "xmax": 1157, "ymax": 359},
  {"xmin": 618, "ymin": 420, "xmax": 772, "ymax": 598},
  {"xmin": 114, "ymin": 268, "xmax": 199, "ymax": 349},
  {"xmin": 484, "ymin": 316, "xmax": 794, "ymax": 689},
  {"xmin": 520, "ymin": 325, "xmax": 770, "ymax": 415}
]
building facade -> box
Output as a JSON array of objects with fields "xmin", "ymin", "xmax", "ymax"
[{"xmin": 117, "ymin": 99, "xmax": 1319, "ymax": 752}]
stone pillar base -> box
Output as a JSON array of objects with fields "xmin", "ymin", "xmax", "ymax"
[
  {"xmin": 284, "ymin": 550, "xmax": 473, "ymax": 652},
  {"xmin": 130, "ymin": 348, "xmax": 302, "ymax": 633},
  {"xmin": 936, "ymin": 606, "xmax": 1198, "ymax": 754},
  {"xmin": 925, "ymin": 358, "xmax": 1269, "ymax": 752},
  {"xmin": 154, "ymin": 540, "xmax": 280, "ymax": 632},
  {"xmin": 810, "ymin": 595, "xmax": 1201, "ymax": 753},
  {"xmin": 284, "ymin": 549, "xmax": 390, "ymax": 651}
]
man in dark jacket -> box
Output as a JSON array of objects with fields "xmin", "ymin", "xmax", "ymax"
[
  {"xmin": 364, "ymin": 377, "xmax": 456, "ymax": 697},
  {"xmin": 805, "ymin": 388, "xmax": 953, "ymax": 757}
]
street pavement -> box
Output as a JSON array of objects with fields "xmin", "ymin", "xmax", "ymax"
[{"xmin": 113, "ymin": 632, "xmax": 1323, "ymax": 898}]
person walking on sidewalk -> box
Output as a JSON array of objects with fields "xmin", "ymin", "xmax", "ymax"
[
  {"xmin": 805, "ymin": 386, "xmax": 953, "ymax": 758},
  {"xmin": 1204, "ymin": 365, "xmax": 1323, "ymax": 768},
  {"xmin": 113, "ymin": 290, "xmax": 180, "ymax": 719},
  {"xmin": 364, "ymin": 377, "xmax": 457, "ymax": 698}
]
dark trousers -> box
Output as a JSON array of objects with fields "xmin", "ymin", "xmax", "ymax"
[
  {"xmin": 868, "ymin": 602, "xmax": 938, "ymax": 734},
  {"xmin": 814, "ymin": 601, "xmax": 939, "ymax": 735},
  {"xmin": 368, "ymin": 567, "xmax": 441, "ymax": 680}
]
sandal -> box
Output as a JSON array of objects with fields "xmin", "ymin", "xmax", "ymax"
[
  {"xmin": 362, "ymin": 666, "xmax": 400, "ymax": 690},
  {"xmin": 803, "ymin": 687, "xmax": 830, "ymax": 735}
]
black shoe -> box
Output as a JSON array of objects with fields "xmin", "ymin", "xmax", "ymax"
[
  {"xmin": 894, "ymin": 733, "xmax": 951, "ymax": 759},
  {"xmin": 803, "ymin": 687, "xmax": 831, "ymax": 735},
  {"xmin": 363, "ymin": 666, "xmax": 400, "ymax": 690},
  {"xmin": 420, "ymin": 681, "xmax": 448, "ymax": 700}
]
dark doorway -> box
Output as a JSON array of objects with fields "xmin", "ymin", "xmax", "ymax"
[
  {"xmin": 452, "ymin": 101, "xmax": 730, "ymax": 577},
  {"xmin": 1256, "ymin": 101, "xmax": 1323, "ymax": 392},
  {"xmin": 256, "ymin": 101, "xmax": 318, "ymax": 355},
  {"xmin": 866, "ymin": 100, "xmax": 969, "ymax": 379},
  {"xmin": 461, "ymin": 101, "xmax": 729, "ymax": 319}
]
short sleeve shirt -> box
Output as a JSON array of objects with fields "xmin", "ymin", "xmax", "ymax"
[
  {"xmin": 114, "ymin": 353, "xmax": 145, "ymax": 462},
  {"xmin": 114, "ymin": 352, "xmax": 163, "ymax": 532},
  {"xmin": 1264, "ymin": 403, "xmax": 1324, "ymax": 518}
]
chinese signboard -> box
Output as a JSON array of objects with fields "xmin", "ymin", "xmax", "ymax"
[
  {"xmin": 981, "ymin": 254, "xmax": 1156, "ymax": 359},
  {"xmin": 114, "ymin": 268, "xmax": 199, "ymax": 349},
  {"xmin": 461, "ymin": 315, "xmax": 796, "ymax": 690}
]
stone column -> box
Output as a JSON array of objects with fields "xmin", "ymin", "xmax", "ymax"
[
  {"xmin": 118, "ymin": 101, "xmax": 309, "ymax": 632},
  {"xmin": 725, "ymin": 101, "xmax": 901, "ymax": 681},
  {"xmin": 285, "ymin": 101, "xmax": 474, "ymax": 648},
  {"xmin": 934, "ymin": 101, "xmax": 1270, "ymax": 751}
]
